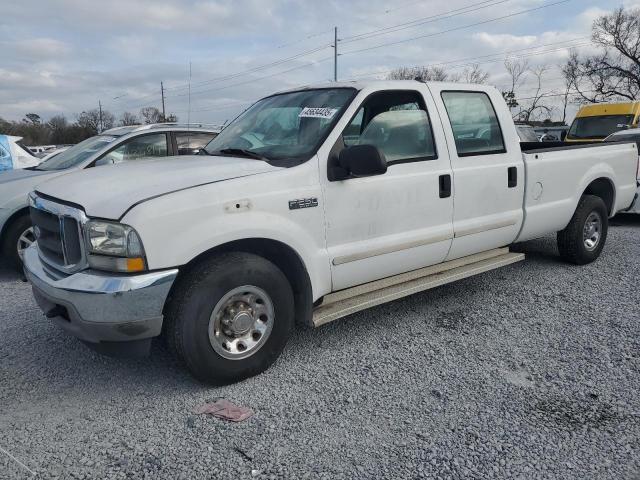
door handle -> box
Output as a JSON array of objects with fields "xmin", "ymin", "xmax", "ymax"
[
  {"xmin": 439, "ymin": 174, "xmax": 452, "ymax": 198},
  {"xmin": 508, "ymin": 166, "xmax": 517, "ymax": 188}
]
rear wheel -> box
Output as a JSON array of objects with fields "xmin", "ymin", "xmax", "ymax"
[
  {"xmin": 165, "ymin": 252, "xmax": 294, "ymax": 384},
  {"xmin": 557, "ymin": 195, "xmax": 608, "ymax": 265},
  {"xmin": 1, "ymin": 214, "xmax": 34, "ymax": 271}
]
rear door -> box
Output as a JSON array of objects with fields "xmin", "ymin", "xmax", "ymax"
[{"xmin": 430, "ymin": 86, "xmax": 524, "ymax": 260}]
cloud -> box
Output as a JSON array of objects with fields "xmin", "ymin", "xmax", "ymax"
[
  {"xmin": 473, "ymin": 33, "xmax": 538, "ymax": 49},
  {"xmin": 0, "ymin": 0, "xmax": 627, "ymax": 123},
  {"xmin": 7, "ymin": 38, "xmax": 72, "ymax": 59}
]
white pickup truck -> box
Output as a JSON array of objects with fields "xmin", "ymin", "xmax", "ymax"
[{"xmin": 23, "ymin": 81, "xmax": 638, "ymax": 384}]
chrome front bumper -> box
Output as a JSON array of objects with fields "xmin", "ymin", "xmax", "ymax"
[{"xmin": 23, "ymin": 245, "xmax": 178, "ymax": 353}]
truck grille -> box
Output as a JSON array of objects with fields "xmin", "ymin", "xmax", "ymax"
[{"xmin": 29, "ymin": 194, "xmax": 88, "ymax": 274}]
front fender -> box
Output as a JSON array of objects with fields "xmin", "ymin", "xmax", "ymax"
[{"xmin": 121, "ymin": 163, "xmax": 331, "ymax": 299}]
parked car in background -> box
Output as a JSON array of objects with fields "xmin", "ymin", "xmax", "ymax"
[
  {"xmin": 0, "ymin": 135, "xmax": 41, "ymax": 171},
  {"xmin": 566, "ymin": 102, "xmax": 640, "ymax": 142},
  {"xmin": 535, "ymin": 126, "xmax": 569, "ymax": 142},
  {"xmin": 28, "ymin": 145, "xmax": 57, "ymax": 158},
  {"xmin": 22, "ymin": 81, "xmax": 638, "ymax": 383},
  {"xmin": 515, "ymin": 124, "xmax": 540, "ymax": 142},
  {"xmin": 0, "ymin": 124, "xmax": 220, "ymax": 269},
  {"xmin": 605, "ymin": 128, "xmax": 640, "ymax": 213},
  {"xmin": 39, "ymin": 147, "xmax": 69, "ymax": 162}
]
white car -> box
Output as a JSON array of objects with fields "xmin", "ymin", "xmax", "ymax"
[
  {"xmin": 23, "ymin": 81, "xmax": 638, "ymax": 383},
  {"xmin": 0, "ymin": 135, "xmax": 41, "ymax": 171},
  {"xmin": 0, "ymin": 124, "xmax": 220, "ymax": 268},
  {"xmin": 605, "ymin": 128, "xmax": 640, "ymax": 213}
]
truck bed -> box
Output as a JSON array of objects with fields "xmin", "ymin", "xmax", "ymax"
[{"xmin": 515, "ymin": 140, "xmax": 638, "ymax": 243}]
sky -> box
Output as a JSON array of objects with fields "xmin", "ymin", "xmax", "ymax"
[{"xmin": 0, "ymin": 0, "xmax": 638, "ymax": 125}]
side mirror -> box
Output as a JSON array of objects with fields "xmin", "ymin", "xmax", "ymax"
[
  {"xmin": 333, "ymin": 144, "xmax": 387, "ymax": 180},
  {"xmin": 94, "ymin": 156, "xmax": 115, "ymax": 167}
]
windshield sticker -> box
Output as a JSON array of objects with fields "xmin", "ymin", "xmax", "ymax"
[
  {"xmin": 299, "ymin": 107, "xmax": 338, "ymax": 119},
  {"xmin": 102, "ymin": 136, "xmax": 117, "ymax": 143}
]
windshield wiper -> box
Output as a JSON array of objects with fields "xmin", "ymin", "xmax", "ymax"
[{"xmin": 213, "ymin": 148, "xmax": 268, "ymax": 161}]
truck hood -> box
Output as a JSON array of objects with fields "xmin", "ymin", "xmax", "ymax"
[{"xmin": 35, "ymin": 155, "xmax": 283, "ymax": 219}]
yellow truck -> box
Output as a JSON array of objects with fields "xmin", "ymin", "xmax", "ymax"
[{"xmin": 566, "ymin": 101, "xmax": 640, "ymax": 142}]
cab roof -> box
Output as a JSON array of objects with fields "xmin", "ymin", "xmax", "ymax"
[{"xmin": 576, "ymin": 102, "xmax": 640, "ymax": 118}]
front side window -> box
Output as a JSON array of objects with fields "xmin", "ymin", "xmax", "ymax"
[
  {"xmin": 37, "ymin": 135, "xmax": 118, "ymax": 171},
  {"xmin": 341, "ymin": 91, "xmax": 436, "ymax": 163},
  {"xmin": 441, "ymin": 91, "xmax": 506, "ymax": 156},
  {"xmin": 100, "ymin": 133, "xmax": 168, "ymax": 164},
  {"xmin": 567, "ymin": 114, "xmax": 635, "ymax": 140},
  {"xmin": 203, "ymin": 88, "xmax": 356, "ymax": 166},
  {"xmin": 175, "ymin": 132, "xmax": 217, "ymax": 155}
]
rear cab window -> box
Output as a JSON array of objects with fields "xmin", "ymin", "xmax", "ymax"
[{"xmin": 441, "ymin": 91, "xmax": 506, "ymax": 157}]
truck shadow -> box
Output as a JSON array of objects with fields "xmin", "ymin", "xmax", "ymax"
[{"xmin": 611, "ymin": 213, "xmax": 640, "ymax": 226}]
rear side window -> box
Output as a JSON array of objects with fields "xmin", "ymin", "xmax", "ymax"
[{"xmin": 441, "ymin": 91, "xmax": 506, "ymax": 157}]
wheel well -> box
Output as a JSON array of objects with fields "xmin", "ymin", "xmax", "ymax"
[
  {"xmin": 0, "ymin": 207, "xmax": 29, "ymax": 245},
  {"xmin": 168, "ymin": 238, "xmax": 314, "ymax": 328},
  {"xmin": 583, "ymin": 178, "xmax": 615, "ymax": 216}
]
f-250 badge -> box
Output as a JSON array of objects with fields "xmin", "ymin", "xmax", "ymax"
[{"xmin": 289, "ymin": 198, "xmax": 318, "ymax": 210}]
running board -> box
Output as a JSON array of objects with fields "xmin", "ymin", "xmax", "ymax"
[{"xmin": 312, "ymin": 248, "xmax": 524, "ymax": 327}]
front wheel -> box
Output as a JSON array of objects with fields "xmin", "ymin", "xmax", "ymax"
[
  {"xmin": 1, "ymin": 214, "xmax": 35, "ymax": 271},
  {"xmin": 165, "ymin": 252, "xmax": 294, "ymax": 384},
  {"xmin": 557, "ymin": 195, "xmax": 609, "ymax": 265}
]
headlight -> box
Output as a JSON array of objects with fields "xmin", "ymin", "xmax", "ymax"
[{"xmin": 84, "ymin": 220, "xmax": 147, "ymax": 273}]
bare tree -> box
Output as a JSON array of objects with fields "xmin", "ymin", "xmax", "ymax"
[
  {"xmin": 516, "ymin": 65, "xmax": 553, "ymax": 123},
  {"xmin": 139, "ymin": 107, "xmax": 164, "ymax": 124},
  {"xmin": 387, "ymin": 65, "xmax": 451, "ymax": 81},
  {"xmin": 504, "ymin": 58, "xmax": 529, "ymax": 93},
  {"xmin": 502, "ymin": 58, "xmax": 529, "ymax": 112},
  {"xmin": 562, "ymin": 7, "xmax": 640, "ymax": 102},
  {"xmin": 119, "ymin": 111, "xmax": 139, "ymax": 126},
  {"xmin": 77, "ymin": 109, "xmax": 114, "ymax": 134},
  {"xmin": 460, "ymin": 64, "xmax": 490, "ymax": 84}
]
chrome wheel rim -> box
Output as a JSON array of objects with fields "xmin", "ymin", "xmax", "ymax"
[
  {"xmin": 583, "ymin": 212, "xmax": 602, "ymax": 251},
  {"xmin": 17, "ymin": 227, "xmax": 35, "ymax": 259},
  {"xmin": 208, "ymin": 285, "xmax": 274, "ymax": 360}
]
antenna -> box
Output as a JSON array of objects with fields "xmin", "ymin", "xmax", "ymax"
[{"xmin": 187, "ymin": 62, "xmax": 192, "ymax": 128}]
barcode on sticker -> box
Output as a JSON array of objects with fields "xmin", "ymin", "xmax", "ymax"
[{"xmin": 299, "ymin": 107, "xmax": 338, "ymax": 119}]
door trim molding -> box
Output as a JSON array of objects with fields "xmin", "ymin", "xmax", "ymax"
[
  {"xmin": 454, "ymin": 218, "xmax": 518, "ymax": 238},
  {"xmin": 332, "ymin": 233, "xmax": 453, "ymax": 266}
]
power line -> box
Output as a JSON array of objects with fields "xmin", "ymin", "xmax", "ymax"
[
  {"xmin": 343, "ymin": 37, "xmax": 589, "ymax": 81},
  {"xmin": 341, "ymin": 0, "xmax": 511, "ymax": 44},
  {"xmin": 340, "ymin": 0, "xmax": 571, "ymax": 56},
  {"xmin": 164, "ymin": 56, "xmax": 333, "ymax": 101}
]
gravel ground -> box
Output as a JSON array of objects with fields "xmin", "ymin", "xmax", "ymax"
[{"xmin": 1, "ymin": 217, "xmax": 639, "ymax": 479}]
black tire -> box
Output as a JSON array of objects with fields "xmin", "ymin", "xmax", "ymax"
[
  {"xmin": 1, "ymin": 214, "xmax": 33, "ymax": 271},
  {"xmin": 165, "ymin": 252, "xmax": 294, "ymax": 384},
  {"xmin": 557, "ymin": 195, "xmax": 608, "ymax": 265}
]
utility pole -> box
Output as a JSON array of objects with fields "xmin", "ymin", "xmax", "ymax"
[
  {"xmin": 333, "ymin": 26, "xmax": 338, "ymax": 82},
  {"xmin": 160, "ymin": 81, "xmax": 166, "ymax": 121},
  {"xmin": 98, "ymin": 100, "xmax": 103, "ymax": 133}
]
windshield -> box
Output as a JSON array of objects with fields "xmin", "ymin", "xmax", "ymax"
[
  {"xmin": 36, "ymin": 135, "xmax": 118, "ymax": 171},
  {"xmin": 203, "ymin": 88, "xmax": 356, "ymax": 165},
  {"xmin": 567, "ymin": 114, "xmax": 635, "ymax": 140}
]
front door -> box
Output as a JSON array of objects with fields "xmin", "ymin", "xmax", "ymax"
[
  {"xmin": 431, "ymin": 87, "xmax": 525, "ymax": 260},
  {"xmin": 321, "ymin": 87, "xmax": 454, "ymax": 291}
]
